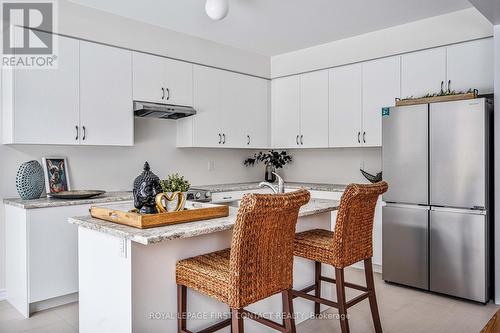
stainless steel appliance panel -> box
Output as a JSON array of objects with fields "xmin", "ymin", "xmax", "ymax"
[
  {"xmin": 382, "ymin": 104, "xmax": 428, "ymax": 204},
  {"xmin": 382, "ymin": 204, "xmax": 429, "ymax": 289},
  {"xmin": 430, "ymin": 99, "xmax": 486, "ymax": 209},
  {"xmin": 430, "ymin": 208, "xmax": 487, "ymax": 303}
]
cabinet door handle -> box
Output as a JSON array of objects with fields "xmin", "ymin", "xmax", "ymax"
[
  {"xmin": 82, "ymin": 126, "xmax": 86, "ymax": 141},
  {"xmin": 166, "ymin": 88, "xmax": 170, "ymax": 100},
  {"xmin": 222, "ymin": 133, "xmax": 226, "ymax": 144},
  {"xmin": 363, "ymin": 131, "xmax": 366, "ymax": 143},
  {"xmin": 357, "ymin": 131, "xmax": 361, "ymax": 144},
  {"xmin": 75, "ymin": 126, "xmax": 79, "ymax": 141},
  {"xmin": 247, "ymin": 135, "xmax": 250, "ymax": 145},
  {"xmin": 296, "ymin": 135, "xmax": 299, "ymax": 145},
  {"xmin": 161, "ymin": 87, "xmax": 165, "ymax": 100},
  {"xmin": 447, "ymin": 80, "xmax": 451, "ymax": 93},
  {"xmin": 440, "ymin": 81, "xmax": 444, "ymax": 94},
  {"xmin": 300, "ymin": 135, "xmax": 303, "ymax": 145},
  {"xmin": 218, "ymin": 133, "xmax": 222, "ymax": 144},
  {"xmin": 223, "ymin": 196, "xmax": 232, "ymax": 200}
]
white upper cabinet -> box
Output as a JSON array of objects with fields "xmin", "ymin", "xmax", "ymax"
[
  {"xmin": 132, "ymin": 52, "xmax": 165, "ymax": 104},
  {"xmin": 164, "ymin": 58, "xmax": 194, "ymax": 106},
  {"xmin": 272, "ymin": 76, "xmax": 300, "ymax": 148},
  {"xmin": 446, "ymin": 38, "xmax": 494, "ymax": 94},
  {"xmin": 132, "ymin": 52, "xmax": 193, "ymax": 106},
  {"xmin": 80, "ymin": 42, "xmax": 133, "ymax": 146},
  {"xmin": 177, "ymin": 65, "xmax": 269, "ymax": 148},
  {"xmin": 401, "ymin": 47, "xmax": 446, "ymax": 99},
  {"xmin": 329, "ymin": 63, "xmax": 363, "ymax": 147},
  {"xmin": 362, "ymin": 56, "xmax": 401, "ymax": 147},
  {"xmin": 191, "ymin": 65, "xmax": 223, "ymax": 147},
  {"xmin": 231, "ymin": 74, "xmax": 270, "ymax": 148},
  {"xmin": 2, "ymin": 33, "xmax": 80, "ymax": 145},
  {"xmin": 300, "ymin": 70, "xmax": 329, "ymax": 148}
]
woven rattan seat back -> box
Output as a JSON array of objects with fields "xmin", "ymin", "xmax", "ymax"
[
  {"xmin": 228, "ymin": 189, "xmax": 310, "ymax": 309},
  {"xmin": 332, "ymin": 181, "xmax": 388, "ymax": 268}
]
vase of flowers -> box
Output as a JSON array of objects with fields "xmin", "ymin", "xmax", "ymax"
[
  {"xmin": 160, "ymin": 173, "xmax": 190, "ymax": 212},
  {"xmin": 244, "ymin": 150, "xmax": 292, "ymax": 183}
]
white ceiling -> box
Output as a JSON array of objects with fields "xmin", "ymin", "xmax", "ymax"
[{"xmin": 68, "ymin": 0, "xmax": 473, "ymax": 56}]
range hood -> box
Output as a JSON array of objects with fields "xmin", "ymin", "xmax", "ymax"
[{"xmin": 133, "ymin": 101, "xmax": 196, "ymax": 120}]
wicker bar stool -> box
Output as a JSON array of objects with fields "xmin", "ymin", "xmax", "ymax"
[
  {"xmin": 176, "ymin": 189, "xmax": 310, "ymax": 333},
  {"xmin": 293, "ymin": 181, "xmax": 388, "ymax": 333}
]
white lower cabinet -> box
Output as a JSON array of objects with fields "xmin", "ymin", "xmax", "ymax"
[
  {"xmin": 5, "ymin": 201, "xmax": 130, "ymax": 317},
  {"xmin": 177, "ymin": 65, "xmax": 269, "ymax": 148}
]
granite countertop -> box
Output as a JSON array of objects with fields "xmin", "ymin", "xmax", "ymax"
[
  {"xmin": 3, "ymin": 191, "xmax": 133, "ymax": 209},
  {"xmin": 69, "ymin": 198, "xmax": 339, "ymax": 245},
  {"xmin": 3, "ymin": 182, "xmax": 346, "ymax": 210},
  {"xmin": 191, "ymin": 182, "xmax": 347, "ymax": 193}
]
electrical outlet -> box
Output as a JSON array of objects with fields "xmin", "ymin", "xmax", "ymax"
[
  {"xmin": 119, "ymin": 239, "xmax": 127, "ymax": 258},
  {"xmin": 208, "ymin": 160, "xmax": 215, "ymax": 172}
]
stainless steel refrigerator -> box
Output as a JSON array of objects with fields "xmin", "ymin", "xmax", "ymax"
[{"xmin": 382, "ymin": 98, "xmax": 492, "ymax": 303}]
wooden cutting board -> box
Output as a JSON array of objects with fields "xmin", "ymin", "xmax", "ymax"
[{"xmin": 90, "ymin": 202, "xmax": 229, "ymax": 229}]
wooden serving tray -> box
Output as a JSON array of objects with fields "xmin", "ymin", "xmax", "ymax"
[
  {"xmin": 90, "ymin": 201, "xmax": 229, "ymax": 229},
  {"xmin": 395, "ymin": 91, "xmax": 477, "ymax": 107}
]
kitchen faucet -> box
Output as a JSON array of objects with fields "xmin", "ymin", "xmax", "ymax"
[{"xmin": 259, "ymin": 172, "xmax": 285, "ymax": 194}]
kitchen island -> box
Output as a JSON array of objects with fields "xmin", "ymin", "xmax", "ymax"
[{"xmin": 70, "ymin": 198, "xmax": 339, "ymax": 333}]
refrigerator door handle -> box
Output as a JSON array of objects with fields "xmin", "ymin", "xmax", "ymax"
[
  {"xmin": 385, "ymin": 203, "xmax": 430, "ymax": 210},
  {"xmin": 430, "ymin": 206, "xmax": 486, "ymax": 215}
]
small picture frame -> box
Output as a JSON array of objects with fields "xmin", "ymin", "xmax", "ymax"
[{"xmin": 42, "ymin": 157, "xmax": 71, "ymax": 194}]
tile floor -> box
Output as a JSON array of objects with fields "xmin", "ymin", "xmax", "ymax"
[{"xmin": 0, "ymin": 268, "xmax": 497, "ymax": 332}]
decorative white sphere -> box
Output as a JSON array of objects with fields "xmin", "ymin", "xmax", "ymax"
[{"xmin": 205, "ymin": 0, "xmax": 229, "ymax": 20}]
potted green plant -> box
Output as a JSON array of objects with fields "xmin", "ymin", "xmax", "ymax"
[
  {"xmin": 160, "ymin": 174, "xmax": 190, "ymax": 212},
  {"xmin": 244, "ymin": 150, "xmax": 292, "ymax": 182}
]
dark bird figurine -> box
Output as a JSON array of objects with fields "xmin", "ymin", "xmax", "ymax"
[{"xmin": 360, "ymin": 169, "xmax": 383, "ymax": 183}]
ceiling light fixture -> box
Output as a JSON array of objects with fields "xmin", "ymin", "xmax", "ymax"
[{"xmin": 205, "ymin": 0, "xmax": 229, "ymax": 21}]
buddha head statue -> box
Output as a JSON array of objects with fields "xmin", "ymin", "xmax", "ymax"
[{"xmin": 133, "ymin": 162, "xmax": 162, "ymax": 214}]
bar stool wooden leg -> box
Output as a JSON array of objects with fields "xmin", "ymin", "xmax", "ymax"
[
  {"xmin": 335, "ymin": 268, "xmax": 350, "ymax": 333},
  {"xmin": 232, "ymin": 308, "xmax": 244, "ymax": 333},
  {"xmin": 177, "ymin": 284, "xmax": 187, "ymax": 333},
  {"xmin": 364, "ymin": 258, "xmax": 383, "ymax": 333},
  {"xmin": 314, "ymin": 261, "xmax": 321, "ymax": 317},
  {"xmin": 282, "ymin": 289, "xmax": 296, "ymax": 333}
]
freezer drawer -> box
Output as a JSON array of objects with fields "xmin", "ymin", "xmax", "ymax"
[
  {"xmin": 430, "ymin": 208, "xmax": 488, "ymax": 303},
  {"xmin": 382, "ymin": 104, "xmax": 428, "ymax": 205},
  {"xmin": 382, "ymin": 204, "xmax": 429, "ymax": 289},
  {"xmin": 430, "ymin": 99, "xmax": 488, "ymax": 209}
]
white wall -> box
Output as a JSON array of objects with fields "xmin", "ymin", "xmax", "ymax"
[
  {"xmin": 0, "ymin": 0, "xmax": 379, "ymax": 294},
  {"xmin": 56, "ymin": 0, "xmax": 270, "ymax": 78},
  {"xmin": 280, "ymin": 148, "xmax": 381, "ymax": 185},
  {"xmin": 271, "ymin": 8, "xmax": 493, "ymax": 78},
  {"xmin": 494, "ymin": 25, "xmax": 500, "ymax": 304}
]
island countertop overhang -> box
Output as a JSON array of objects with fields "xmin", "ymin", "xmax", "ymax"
[{"xmin": 69, "ymin": 199, "xmax": 339, "ymax": 245}]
